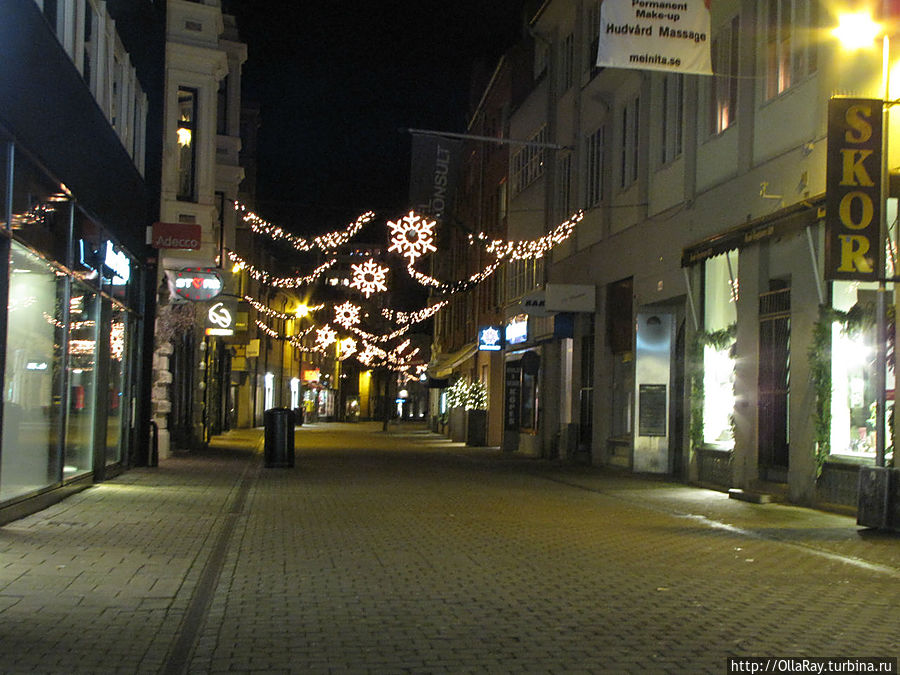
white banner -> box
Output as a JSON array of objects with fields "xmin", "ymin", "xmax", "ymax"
[{"xmin": 596, "ymin": 0, "xmax": 713, "ymax": 75}]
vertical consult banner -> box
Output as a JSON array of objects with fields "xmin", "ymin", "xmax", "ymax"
[
  {"xmin": 825, "ymin": 98, "xmax": 883, "ymax": 282},
  {"xmin": 596, "ymin": 0, "xmax": 712, "ymax": 75},
  {"xmin": 408, "ymin": 134, "xmax": 462, "ymax": 222}
]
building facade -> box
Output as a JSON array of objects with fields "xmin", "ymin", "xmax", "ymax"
[
  {"xmin": 151, "ymin": 0, "xmax": 247, "ymax": 455},
  {"xmin": 446, "ymin": 0, "xmax": 894, "ymax": 511},
  {"xmin": 0, "ymin": 0, "xmax": 163, "ymax": 522}
]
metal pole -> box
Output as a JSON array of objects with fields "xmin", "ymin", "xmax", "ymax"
[
  {"xmin": 875, "ymin": 33, "xmax": 891, "ymax": 467},
  {"xmin": 404, "ymin": 127, "xmax": 570, "ymax": 151}
]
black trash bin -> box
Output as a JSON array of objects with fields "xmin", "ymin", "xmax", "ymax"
[{"xmin": 264, "ymin": 408, "xmax": 295, "ymax": 468}]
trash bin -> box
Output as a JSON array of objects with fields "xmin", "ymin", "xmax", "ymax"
[{"xmin": 264, "ymin": 407, "xmax": 295, "ymax": 468}]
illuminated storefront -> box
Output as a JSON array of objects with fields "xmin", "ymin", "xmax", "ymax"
[{"xmin": 0, "ymin": 134, "xmax": 144, "ymax": 511}]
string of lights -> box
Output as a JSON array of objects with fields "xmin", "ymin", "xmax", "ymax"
[
  {"xmin": 242, "ymin": 295, "xmax": 325, "ymax": 321},
  {"xmin": 228, "ymin": 250, "xmax": 337, "ymax": 288},
  {"xmin": 471, "ymin": 210, "xmax": 585, "ymax": 260},
  {"xmin": 235, "ymin": 201, "xmax": 375, "ymax": 252},
  {"xmin": 380, "ymin": 300, "xmax": 448, "ymax": 325}
]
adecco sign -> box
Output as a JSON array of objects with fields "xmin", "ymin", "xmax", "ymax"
[
  {"xmin": 169, "ymin": 268, "xmax": 223, "ymax": 301},
  {"xmin": 150, "ymin": 222, "xmax": 201, "ymax": 250}
]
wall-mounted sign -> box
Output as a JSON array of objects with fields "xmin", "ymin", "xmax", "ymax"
[
  {"xmin": 520, "ymin": 290, "xmax": 549, "ymax": 317},
  {"xmin": 478, "ymin": 325, "xmax": 504, "ymax": 351},
  {"xmin": 170, "ymin": 268, "xmax": 223, "ymax": 301},
  {"xmin": 150, "ymin": 222, "xmax": 201, "ymax": 250},
  {"xmin": 505, "ymin": 315, "xmax": 528, "ymax": 345},
  {"xmin": 246, "ymin": 339, "xmax": 260, "ymax": 358},
  {"xmin": 302, "ymin": 368, "xmax": 320, "ymax": 383},
  {"xmin": 206, "ymin": 300, "xmax": 234, "ymax": 336},
  {"xmin": 103, "ymin": 241, "xmax": 131, "ymax": 284},
  {"xmin": 546, "ymin": 284, "xmax": 596, "ymax": 312},
  {"xmin": 825, "ymin": 98, "xmax": 883, "ymax": 281}
]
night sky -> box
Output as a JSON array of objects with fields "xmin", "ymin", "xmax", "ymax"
[{"xmin": 230, "ymin": 1, "xmax": 529, "ymax": 235}]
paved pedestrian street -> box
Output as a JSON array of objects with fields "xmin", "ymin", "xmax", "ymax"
[{"xmin": 1, "ymin": 423, "xmax": 898, "ymax": 674}]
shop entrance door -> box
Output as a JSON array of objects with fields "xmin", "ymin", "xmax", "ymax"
[{"xmin": 758, "ymin": 284, "xmax": 790, "ymax": 479}]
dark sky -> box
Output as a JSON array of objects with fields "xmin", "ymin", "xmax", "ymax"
[{"xmin": 230, "ymin": 1, "xmax": 528, "ymax": 235}]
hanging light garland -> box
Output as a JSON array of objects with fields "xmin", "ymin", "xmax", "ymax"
[
  {"xmin": 228, "ymin": 250, "xmax": 337, "ymax": 288},
  {"xmin": 243, "ymin": 295, "xmax": 325, "ymax": 321},
  {"xmin": 349, "ymin": 322, "xmax": 412, "ymax": 343},
  {"xmin": 387, "ymin": 211, "xmax": 437, "ymax": 264},
  {"xmin": 381, "ymin": 300, "xmax": 449, "ymax": 325},
  {"xmin": 405, "ymin": 259, "xmax": 502, "ymax": 294},
  {"xmin": 235, "ymin": 201, "xmax": 375, "ymax": 252},
  {"xmin": 470, "ymin": 210, "xmax": 584, "ymax": 260}
]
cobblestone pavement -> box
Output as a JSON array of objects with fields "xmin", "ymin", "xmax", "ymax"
[{"xmin": 1, "ymin": 422, "xmax": 898, "ymax": 674}]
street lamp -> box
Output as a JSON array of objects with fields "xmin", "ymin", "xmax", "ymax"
[{"xmin": 832, "ymin": 8, "xmax": 893, "ymax": 468}]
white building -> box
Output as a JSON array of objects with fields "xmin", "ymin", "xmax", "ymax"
[
  {"xmin": 496, "ymin": 0, "xmax": 893, "ymax": 510},
  {"xmin": 153, "ymin": 0, "xmax": 246, "ymax": 456}
]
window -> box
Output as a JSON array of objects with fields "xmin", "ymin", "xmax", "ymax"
[
  {"xmin": 534, "ymin": 39, "xmax": 549, "ymax": 79},
  {"xmin": 498, "ymin": 180, "xmax": 507, "ymax": 225},
  {"xmin": 765, "ymin": 0, "xmax": 817, "ymax": 100},
  {"xmin": 560, "ymin": 33, "xmax": 574, "ymax": 92},
  {"xmin": 710, "ymin": 17, "xmax": 739, "ymax": 134},
  {"xmin": 511, "ymin": 125, "xmax": 547, "ymax": 194},
  {"xmin": 217, "ymin": 76, "xmax": 229, "ymax": 136},
  {"xmin": 830, "ymin": 282, "xmax": 894, "ymax": 457},
  {"xmin": 620, "ymin": 96, "xmax": 640, "ymax": 189},
  {"xmin": 176, "ymin": 88, "xmax": 198, "ymax": 202},
  {"xmin": 587, "ymin": 1, "xmax": 602, "ymax": 75},
  {"xmin": 82, "ymin": 1, "xmax": 97, "ymax": 89},
  {"xmin": 586, "ymin": 126, "xmax": 605, "ymax": 206},
  {"xmin": 661, "ymin": 74, "xmax": 684, "ymax": 163},
  {"xmin": 557, "ymin": 152, "xmax": 573, "ymax": 218}
]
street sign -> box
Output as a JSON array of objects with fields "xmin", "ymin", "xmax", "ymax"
[{"xmin": 825, "ymin": 98, "xmax": 883, "ymax": 281}]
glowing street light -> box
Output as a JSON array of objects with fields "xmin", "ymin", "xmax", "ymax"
[{"xmin": 832, "ymin": 11, "xmax": 881, "ymax": 50}]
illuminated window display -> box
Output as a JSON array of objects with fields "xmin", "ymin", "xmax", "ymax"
[
  {"xmin": 0, "ymin": 242, "xmax": 66, "ymax": 501},
  {"xmin": 830, "ymin": 282, "xmax": 894, "ymax": 458},
  {"xmin": 703, "ymin": 251, "xmax": 738, "ymax": 448},
  {"xmin": 64, "ymin": 286, "xmax": 99, "ymax": 478}
]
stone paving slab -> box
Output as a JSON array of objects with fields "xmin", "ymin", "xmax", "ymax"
[{"xmin": 0, "ymin": 422, "xmax": 898, "ymax": 674}]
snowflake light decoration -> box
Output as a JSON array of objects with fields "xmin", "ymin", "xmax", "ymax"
[
  {"xmin": 387, "ymin": 211, "xmax": 437, "ymax": 264},
  {"xmin": 333, "ymin": 301, "xmax": 361, "ymax": 329},
  {"xmin": 315, "ymin": 325, "xmax": 337, "ymax": 351},
  {"xmin": 349, "ymin": 259, "xmax": 389, "ymax": 297},
  {"xmin": 338, "ymin": 337, "xmax": 357, "ymax": 361}
]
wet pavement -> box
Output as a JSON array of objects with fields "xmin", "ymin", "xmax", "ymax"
[{"xmin": 1, "ymin": 422, "xmax": 897, "ymax": 673}]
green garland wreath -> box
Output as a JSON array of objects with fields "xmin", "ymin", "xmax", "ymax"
[{"xmin": 688, "ymin": 323, "xmax": 737, "ymax": 451}]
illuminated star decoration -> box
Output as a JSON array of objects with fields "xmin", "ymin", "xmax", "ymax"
[
  {"xmin": 349, "ymin": 259, "xmax": 389, "ymax": 298},
  {"xmin": 387, "ymin": 211, "xmax": 437, "ymax": 265},
  {"xmin": 315, "ymin": 325, "xmax": 337, "ymax": 351},
  {"xmin": 333, "ymin": 301, "xmax": 361, "ymax": 329}
]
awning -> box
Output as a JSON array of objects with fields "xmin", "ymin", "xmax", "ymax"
[
  {"xmin": 428, "ymin": 342, "xmax": 478, "ymax": 378},
  {"xmin": 681, "ymin": 195, "xmax": 824, "ymax": 267}
]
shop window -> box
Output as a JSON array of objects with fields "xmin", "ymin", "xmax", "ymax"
[
  {"xmin": 0, "ymin": 132, "xmax": 8, "ymax": 229},
  {"xmin": 830, "ymin": 282, "xmax": 894, "ymax": 458},
  {"xmin": 105, "ymin": 304, "xmax": 130, "ymax": 466},
  {"xmin": 64, "ymin": 285, "xmax": 99, "ymax": 479},
  {"xmin": 176, "ymin": 88, "xmax": 198, "ymax": 202},
  {"xmin": 702, "ymin": 250, "xmax": 738, "ymax": 448},
  {"xmin": 1, "ymin": 242, "xmax": 67, "ymax": 502}
]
